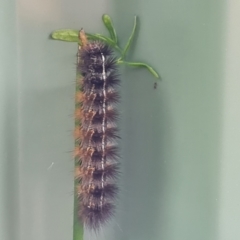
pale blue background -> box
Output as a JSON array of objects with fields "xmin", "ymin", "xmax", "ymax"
[{"xmin": 1, "ymin": 0, "xmax": 240, "ymax": 240}]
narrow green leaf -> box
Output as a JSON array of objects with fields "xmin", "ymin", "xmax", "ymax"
[
  {"xmin": 86, "ymin": 33, "xmax": 115, "ymax": 45},
  {"xmin": 51, "ymin": 30, "xmax": 116, "ymax": 45},
  {"xmin": 118, "ymin": 60, "xmax": 160, "ymax": 78},
  {"xmin": 122, "ymin": 16, "xmax": 137, "ymax": 59},
  {"xmin": 87, "ymin": 33, "xmax": 123, "ymax": 54},
  {"xmin": 51, "ymin": 29, "xmax": 123, "ymax": 54},
  {"xmin": 102, "ymin": 14, "xmax": 118, "ymax": 43},
  {"xmin": 51, "ymin": 29, "xmax": 80, "ymax": 42}
]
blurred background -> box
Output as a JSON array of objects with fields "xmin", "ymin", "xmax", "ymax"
[{"xmin": 1, "ymin": 0, "xmax": 240, "ymax": 240}]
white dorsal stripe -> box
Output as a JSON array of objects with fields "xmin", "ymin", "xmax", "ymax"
[{"xmin": 100, "ymin": 53, "xmax": 107, "ymax": 208}]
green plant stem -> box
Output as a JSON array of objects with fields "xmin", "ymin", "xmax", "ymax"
[{"xmin": 73, "ymin": 182, "xmax": 83, "ymax": 240}]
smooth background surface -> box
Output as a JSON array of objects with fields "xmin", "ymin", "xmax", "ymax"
[{"xmin": 1, "ymin": 0, "xmax": 240, "ymax": 240}]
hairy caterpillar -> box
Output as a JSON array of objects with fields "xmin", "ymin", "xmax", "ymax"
[{"xmin": 74, "ymin": 30, "xmax": 120, "ymax": 231}]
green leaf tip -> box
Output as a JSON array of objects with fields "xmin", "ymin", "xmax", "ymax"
[
  {"xmin": 102, "ymin": 14, "xmax": 118, "ymax": 43},
  {"xmin": 51, "ymin": 29, "xmax": 80, "ymax": 42}
]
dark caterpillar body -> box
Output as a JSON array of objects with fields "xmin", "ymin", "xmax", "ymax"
[{"xmin": 75, "ymin": 30, "xmax": 120, "ymax": 230}]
